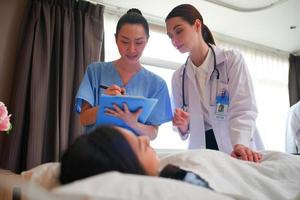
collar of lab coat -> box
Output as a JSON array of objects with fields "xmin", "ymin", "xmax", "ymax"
[
  {"xmin": 211, "ymin": 45, "xmax": 226, "ymax": 65},
  {"xmin": 181, "ymin": 45, "xmax": 226, "ymax": 82}
]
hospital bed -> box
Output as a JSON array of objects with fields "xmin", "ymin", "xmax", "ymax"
[{"xmin": 1, "ymin": 149, "xmax": 300, "ymax": 200}]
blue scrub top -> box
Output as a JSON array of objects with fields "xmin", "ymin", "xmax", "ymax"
[{"xmin": 75, "ymin": 61, "xmax": 173, "ymax": 133}]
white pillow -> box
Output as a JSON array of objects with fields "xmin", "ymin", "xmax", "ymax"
[
  {"xmin": 19, "ymin": 161, "xmax": 231, "ymax": 200},
  {"xmin": 21, "ymin": 162, "xmax": 61, "ymax": 190},
  {"xmin": 53, "ymin": 171, "xmax": 233, "ymax": 200}
]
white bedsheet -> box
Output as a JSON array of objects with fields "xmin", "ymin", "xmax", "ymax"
[
  {"xmin": 3, "ymin": 150, "xmax": 300, "ymax": 200},
  {"xmin": 159, "ymin": 150, "xmax": 300, "ymax": 200},
  {"xmin": 52, "ymin": 150, "xmax": 300, "ymax": 200}
]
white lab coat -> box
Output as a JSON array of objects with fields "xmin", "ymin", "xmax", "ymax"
[
  {"xmin": 286, "ymin": 101, "xmax": 300, "ymax": 153},
  {"xmin": 172, "ymin": 45, "xmax": 264, "ymax": 154}
]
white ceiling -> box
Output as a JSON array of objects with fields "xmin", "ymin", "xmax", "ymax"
[{"xmin": 95, "ymin": 0, "xmax": 300, "ymax": 55}]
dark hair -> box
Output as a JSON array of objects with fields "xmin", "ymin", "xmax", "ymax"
[
  {"xmin": 165, "ymin": 4, "xmax": 215, "ymax": 45},
  {"xmin": 116, "ymin": 8, "xmax": 149, "ymax": 38},
  {"xmin": 59, "ymin": 126, "xmax": 146, "ymax": 184}
]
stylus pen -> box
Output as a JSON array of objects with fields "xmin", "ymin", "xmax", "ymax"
[{"xmin": 99, "ymin": 84, "xmax": 109, "ymax": 89}]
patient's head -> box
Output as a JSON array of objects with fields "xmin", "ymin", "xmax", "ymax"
[
  {"xmin": 118, "ymin": 127, "xmax": 159, "ymax": 176},
  {"xmin": 60, "ymin": 126, "xmax": 159, "ymax": 184}
]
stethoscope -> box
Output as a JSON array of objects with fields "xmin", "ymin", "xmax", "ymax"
[{"xmin": 181, "ymin": 43, "xmax": 220, "ymax": 111}]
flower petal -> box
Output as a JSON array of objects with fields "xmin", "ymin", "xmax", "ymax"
[
  {"xmin": 0, "ymin": 115, "xmax": 11, "ymax": 131},
  {"xmin": 0, "ymin": 103, "xmax": 8, "ymax": 118}
]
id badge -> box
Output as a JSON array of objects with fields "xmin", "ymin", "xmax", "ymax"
[{"xmin": 215, "ymin": 88, "xmax": 229, "ymax": 120}]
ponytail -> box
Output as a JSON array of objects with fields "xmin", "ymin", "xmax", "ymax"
[{"xmin": 202, "ymin": 24, "xmax": 215, "ymax": 45}]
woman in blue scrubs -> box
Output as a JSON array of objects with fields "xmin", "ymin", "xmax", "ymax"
[{"xmin": 75, "ymin": 9, "xmax": 172, "ymax": 139}]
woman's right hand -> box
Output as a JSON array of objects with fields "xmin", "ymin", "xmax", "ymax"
[
  {"xmin": 172, "ymin": 108, "xmax": 190, "ymax": 133},
  {"xmin": 105, "ymin": 84, "xmax": 126, "ymax": 95}
]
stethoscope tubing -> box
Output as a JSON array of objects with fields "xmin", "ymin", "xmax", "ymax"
[{"xmin": 182, "ymin": 44, "xmax": 219, "ymax": 110}]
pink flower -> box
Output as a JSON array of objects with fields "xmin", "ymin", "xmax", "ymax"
[{"xmin": 0, "ymin": 101, "xmax": 12, "ymax": 134}]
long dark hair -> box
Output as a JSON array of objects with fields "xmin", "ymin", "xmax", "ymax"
[
  {"xmin": 59, "ymin": 126, "xmax": 146, "ymax": 184},
  {"xmin": 165, "ymin": 4, "xmax": 215, "ymax": 45},
  {"xmin": 116, "ymin": 8, "xmax": 149, "ymax": 38}
]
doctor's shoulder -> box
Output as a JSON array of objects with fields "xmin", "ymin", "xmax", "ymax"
[
  {"xmin": 223, "ymin": 48, "xmax": 245, "ymax": 62},
  {"xmin": 223, "ymin": 48, "xmax": 248, "ymax": 71},
  {"xmin": 171, "ymin": 64, "xmax": 185, "ymax": 87},
  {"xmin": 173, "ymin": 64, "xmax": 186, "ymax": 77}
]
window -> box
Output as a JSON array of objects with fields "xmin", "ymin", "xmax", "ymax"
[{"xmin": 104, "ymin": 12, "xmax": 289, "ymax": 151}]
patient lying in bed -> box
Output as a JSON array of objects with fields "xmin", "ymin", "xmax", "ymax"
[
  {"xmin": 60, "ymin": 125, "xmax": 213, "ymax": 189},
  {"xmin": 57, "ymin": 125, "xmax": 300, "ymax": 200},
  {"xmin": 2, "ymin": 126, "xmax": 300, "ymax": 200}
]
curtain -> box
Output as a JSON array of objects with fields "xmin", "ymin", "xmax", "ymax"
[
  {"xmin": 286, "ymin": 54, "xmax": 300, "ymax": 153},
  {"xmin": 288, "ymin": 54, "xmax": 300, "ymax": 106},
  {"xmin": 0, "ymin": 0, "xmax": 104, "ymax": 173}
]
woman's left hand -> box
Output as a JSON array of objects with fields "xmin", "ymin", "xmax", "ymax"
[
  {"xmin": 231, "ymin": 144, "xmax": 262, "ymax": 162},
  {"xmin": 105, "ymin": 103, "xmax": 142, "ymax": 127}
]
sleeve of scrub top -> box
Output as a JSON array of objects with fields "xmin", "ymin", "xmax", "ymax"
[
  {"xmin": 75, "ymin": 65, "xmax": 96, "ymax": 113},
  {"xmin": 171, "ymin": 68, "xmax": 189, "ymax": 140},
  {"xmin": 226, "ymin": 51, "xmax": 258, "ymax": 147},
  {"xmin": 145, "ymin": 81, "xmax": 173, "ymax": 125}
]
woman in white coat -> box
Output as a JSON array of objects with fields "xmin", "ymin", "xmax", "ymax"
[{"xmin": 165, "ymin": 4, "xmax": 264, "ymax": 162}]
